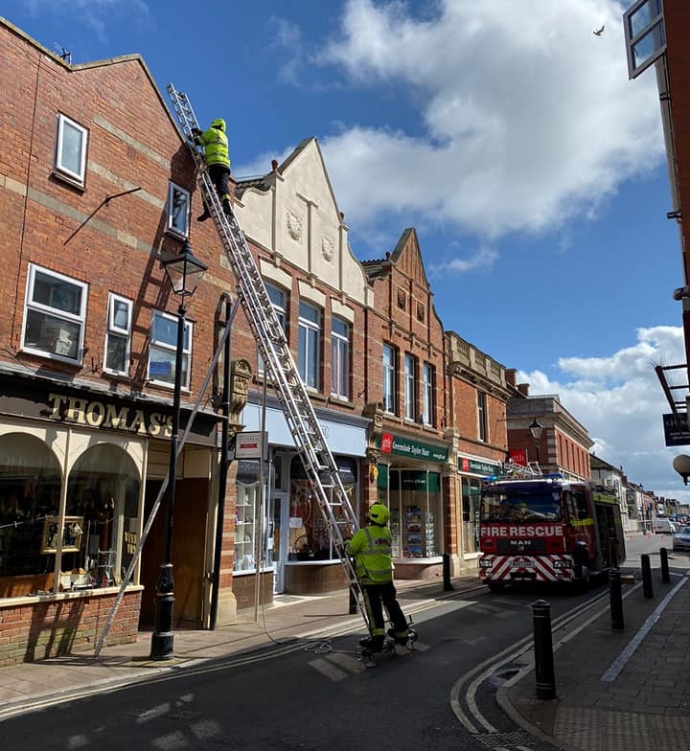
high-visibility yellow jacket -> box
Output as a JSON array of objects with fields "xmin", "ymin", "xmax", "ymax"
[
  {"xmin": 345, "ymin": 524, "xmax": 393, "ymax": 585},
  {"xmin": 195, "ymin": 119, "xmax": 230, "ymax": 169}
]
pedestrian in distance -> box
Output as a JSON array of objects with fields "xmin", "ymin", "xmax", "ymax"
[
  {"xmin": 190, "ymin": 118, "xmax": 232, "ymax": 221},
  {"xmin": 345, "ymin": 503, "xmax": 410, "ymax": 653}
]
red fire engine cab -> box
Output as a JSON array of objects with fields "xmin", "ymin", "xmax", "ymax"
[{"xmin": 478, "ymin": 466, "xmax": 626, "ymax": 591}]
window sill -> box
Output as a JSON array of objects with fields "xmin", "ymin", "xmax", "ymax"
[
  {"xmin": 0, "ymin": 584, "xmax": 143, "ymax": 607},
  {"xmin": 51, "ymin": 169, "xmax": 86, "ymax": 192}
]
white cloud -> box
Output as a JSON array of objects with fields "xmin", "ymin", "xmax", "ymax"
[
  {"xmin": 517, "ymin": 326, "xmax": 690, "ymax": 502},
  {"xmin": 303, "ymin": 0, "xmax": 664, "ymax": 241}
]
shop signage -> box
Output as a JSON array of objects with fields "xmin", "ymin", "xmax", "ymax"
[
  {"xmin": 662, "ymin": 413, "xmax": 690, "ymax": 446},
  {"xmin": 46, "ymin": 392, "xmax": 172, "ymax": 438},
  {"xmin": 234, "ymin": 431, "xmax": 266, "ymax": 459},
  {"xmin": 379, "ymin": 432, "xmax": 447, "ymax": 463},
  {"xmin": 458, "ymin": 455, "xmax": 502, "ymax": 476},
  {"xmin": 388, "ymin": 469, "xmax": 440, "ymax": 492},
  {"xmin": 508, "ymin": 449, "xmax": 527, "ymax": 466}
]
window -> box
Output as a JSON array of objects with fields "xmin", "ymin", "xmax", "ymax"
[
  {"xmin": 623, "ymin": 0, "xmax": 665, "ymax": 79},
  {"xmin": 404, "ymin": 354, "xmax": 416, "ymax": 421},
  {"xmin": 22, "ymin": 264, "xmax": 87, "ymax": 362},
  {"xmin": 331, "ymin": 316, "xmax": 350, "ymax": 400},
  {"xmin": 259, "ymin": 282, "xmax": 287, "ymax": 374},
  {"xmin": 104, "ymin": 294, "xmax": 132, "ymax": 376},
  {"xmin": 148, "ymin": 310, "xmax": 192, "ymax": 388},
  {"xmin": 422, "ymin": 363, "xmax": 434, "ymax": 426},
  {"xmin": 477, "ymin": 391, "xmax": 488, "ymax": 442},
  {"xmin": 55, "ymin": 114, "xmax": 88, "ymax": 184},
  {"xmin": 383, "ymin": 344, "xmax": 396, "ymax": 414},
  {"xmin": 298, "ymin": 300, "xmax": 321, "ymax": 390},
  {"xmin": 167, "ymin": 182, "xmax": 190, "ymax": 238}
]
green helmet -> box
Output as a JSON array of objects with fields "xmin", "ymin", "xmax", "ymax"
[
  {"xmin": 368, "ymin": 503, "xmax": 390, "ymax": 525},
  {"xmin": 211, "ymin": 118, "xmax": 226, "ymax": 131}
]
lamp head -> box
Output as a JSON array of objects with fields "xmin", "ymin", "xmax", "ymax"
[{"xmin": 673, "ymin": 454, "xmax": 690, "ymax": 485}]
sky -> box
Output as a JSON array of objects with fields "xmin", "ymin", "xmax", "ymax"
[{"xmin": 4, "ymin": 0, "xmax": 690, "ymax": 504}]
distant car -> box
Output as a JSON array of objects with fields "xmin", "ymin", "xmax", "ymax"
[
  {"xmin": 654, "ymin": 517, "xmax": 676, "ymax": 534},
  {"xmin": 672, "ymin": 525, "xmax": 690, "ymax": 552}
]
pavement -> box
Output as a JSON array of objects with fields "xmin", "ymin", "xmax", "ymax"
[{"xmin": 0, "ymin": 567, "xmax": 689, "ymax": 751}]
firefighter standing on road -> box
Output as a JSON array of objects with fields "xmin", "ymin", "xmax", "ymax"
[
  {"xmin": 345, "ymin": 503, "xmax": 410, "ymax": 652},
  {"xmin": 191, "ymin": 118, "xmax": 231, "ymax": 221}
]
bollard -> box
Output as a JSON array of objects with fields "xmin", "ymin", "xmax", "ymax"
[
  {"xmin": 443, "ymin": 553, "xmax": 454, "ymax": 591},
  {"xmin": 660, "ymin": 547, "xmax": 670, "ymax": 583},
  {"xmin": 532, "ymin": 600, "xmax": 556, "ymax": 700},
  {"xmin": 609, "ymin": 569, "xmax": 624, "ymax": 630},
  {"xmin": 641, "ymin": 553, "xmax": 654, "ymax": 599}
]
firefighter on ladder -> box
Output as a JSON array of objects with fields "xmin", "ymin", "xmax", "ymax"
[
  {"xmin": 191, "ymin": 118, "xmax": 232, "ymax": 221},
  {"xmin": 345, "ymin": 503, "xmax": 410, "ymax": 653}
]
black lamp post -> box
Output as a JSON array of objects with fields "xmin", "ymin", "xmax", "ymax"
[
  {"xmin": 150, "ymin": 241, "xmax": 207, "ymax": 661},
  {"xmin": 529, "ymin": 418, "xmax": 543, "ymax": 465}
]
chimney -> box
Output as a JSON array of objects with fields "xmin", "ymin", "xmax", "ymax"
[
  {"xmin": 505, "ymin": 369, "xmax": 517, "ymax": 387},
  {"xmin": 517, "ymin": 383, "xmax": 530, "ymax": 397}
]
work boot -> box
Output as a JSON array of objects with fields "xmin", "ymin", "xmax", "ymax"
[
  {"xmin": 196, "ymin": 211, "xmax": 210, "ymax": 222},
  {"xmin": 387, "ymin": 628, "xmax": 409, "ymax": 645},
  {"xmin": 359, "ymin": 635, "xmax": 384, "ymax": 653}
]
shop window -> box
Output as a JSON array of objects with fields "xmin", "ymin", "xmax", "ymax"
[
  {"xmin": 54, "ymin": 113, "xmax": 88, "ymax": 185},
  {"xmin": 385, "ymin": 469, "xmax": 440, "ymax": 559},
  {"xmin": 382, "ymin": 343, "xmax": 397, "ymax": 414},
  {"xmin": 104, "ymin": 293, "xmax": 132, "ymax": 376},
  {"xmin": 298, "ymin": 300, "xmax": 321, "ymax": 390},
  {"xmin": 166, "ymin": 182, "xmax": 190, "ymax": 238},
  {"xmin": 0, "ymin": 434, "xmax": 61, "ymax": 591},
  {"xmin": 461, "ymin": 477, "xmax": 481, "ymax": 555},
  {"xmin": 22, "ymin": 264, "xmax": 87, "ymax": 363},
  {"xmin": 258, "ymin": 282, "xmax": 287, "ymax": 374},
  {"xmin": 288, "ymin": 455, "xmax": 356, "ymax": 560},
  {"xmin": 331, "ymin": 316, "xmax": 350, "ymax": 400},
  {"xmin": 234, "ymin": 461, "xmax": 260, "ymax": 573},
  {"xmin": 147, "ymin": 310, "xmax": 192, "ymax": 388},
  {"xmin": 65, "ymin": 444, "xmax": 141, "ymax": 588}
]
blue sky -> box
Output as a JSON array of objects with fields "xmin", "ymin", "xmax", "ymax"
[{"xmin": 5, "ymin": 0, "xmax": 689, "ymax": 503}]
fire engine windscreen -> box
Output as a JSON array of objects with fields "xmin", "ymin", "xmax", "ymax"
[{"xmin": 480, "ymin": 489, "xmax": 562, "ymax": 523}]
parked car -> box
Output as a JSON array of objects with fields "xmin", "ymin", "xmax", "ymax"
[
  {"xmin": 653, "ymin": 517, "xmax": 676, "ymax": 534},
  {"xmin": 672, "ymin": 525, "xmax": 690, "ymax": 552}
]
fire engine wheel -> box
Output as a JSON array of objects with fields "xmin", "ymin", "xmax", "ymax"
[{"xmin": 488, "ymin": 581, "xmax": 506, "ymax": 593}]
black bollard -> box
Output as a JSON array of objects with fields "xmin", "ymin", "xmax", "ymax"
[
  {"xmin": 641, "ymin": 553, "xmax": 654, "ymax": 599},
  {"xmin": 660, "ymin": 547, "xmax": 670, "ymax": 583},
  {"xmin": 443, "ymin": 553, "xmax": 454, "ymax": 591},
  {"xmin": 532, "ymin": 600, "xmax": 556, "ymax": 700},
  {"xmin": 609, "ymin": 569, "xmax": 624, "ymax": 630}
]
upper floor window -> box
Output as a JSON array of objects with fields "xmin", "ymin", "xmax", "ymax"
[
  {"xmin": 331, "ymin": 316, "xmax": 350, "ymax": 400},
  {"xmin": 404, "ymin": 354, "xmax": 416, "ymax": 421},
  {"xmin": 259, "ymin": 282, "xmax": 287, "ymax": 374},
  {"xmin": 22, "ymin": 264, "xmax": 87, "ymax": 362},
  {"xmin": 298, "ymin": 300, "xmax": 321, "ymax": 390},
  {"xmin": 477, "ymin": 391, "xmax": 488, "ymax": 442},
  {"xmin": 148, "ymin": 310, "xmax": 192, "ymax": 389},
  {"xmin": 422, "ymin": 363, "xmax": 434, "ymax": 426},
  {"xmin": 383, "ymin": 343, "xmax": 396, "ymax": 414},
  {"xmin": 104, "ymin": 294, "xmax": 132, "ymax": 376},
  {"xmin": 167, "ymin": 182, "xmax": 190, "ymax": 238},
  {"xmin": 55, "ymin": 114, "xmax": 88, "ymax": 185}
]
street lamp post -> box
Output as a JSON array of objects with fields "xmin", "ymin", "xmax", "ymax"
[
  {"xmin": 150, "ymin": 241, "xmax": 207, "ymax": 661},
  {"xmin": 529, "ymin": 418, "xmax": 543, "ymax": 467}
]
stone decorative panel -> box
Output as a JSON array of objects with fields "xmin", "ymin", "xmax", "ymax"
[
  {"xmin": 286, "ymin": 210, "xmax": 303, "ymax": 243},
  {"xmin": 321, "ymin": 235, "xmax": 334, "ymax": 262}
]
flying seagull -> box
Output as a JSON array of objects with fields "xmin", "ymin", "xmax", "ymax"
[{"xmin": 593, "ymin": 25, "xmax": 605, "ymax": 36}]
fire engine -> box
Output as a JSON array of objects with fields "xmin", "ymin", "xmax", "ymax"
[{"xmin": 477, "ymin": 464, "xmax": 626, "ymax": 591}]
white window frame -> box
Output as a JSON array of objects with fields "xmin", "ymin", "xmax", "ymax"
[
  {"xmin": 478, "ymin": 391, "xmax": 488, "ymax": 443},
  {"xmin": 383, "ymin": 343, "xmax": 396, "ymax": 414},
  {"xmin": 166, "ymin": 182, "xmax": 191, "ymax": 239},
  {"xmin": 22, "ymin": 264, "xmax": 87, "ymax": 363},
  {"xmin": 104, "ymin": 293, "xmax": 133, "ymax": 376},
  {"xmin": 298, "ymin": 300, "xmax": 321, "ymax": 391},
  {"xmin": 331, "ymin": 316, "xmax": 350, "ymax": 400},
  {"xmin": 623, "ymin": 0, "xmax": 665, "ymax": 79},
  {"xmin": 404, "ymin": 354, "xmax": 416, "ymax": 421},
  {"xmin": 422, "ymin": 363, "xmax": 434, "ymax": 426},
  {"xmin": 55, "ymin": 114, "xmax": 88, "ymax": 184},
  {"xmin": 259, "ymin": 282, "xmax": 287, "ymax": 374},
  {"xmin": 147, "ymin": 310, "xmax": 193, "ymax": 390}
]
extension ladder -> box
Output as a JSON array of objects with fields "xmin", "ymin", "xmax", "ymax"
[{"xmin": 166, "ymin": 84, "xmax": 369, "ymax": 632}]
